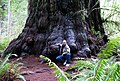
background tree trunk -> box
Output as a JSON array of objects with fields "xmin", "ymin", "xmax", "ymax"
[
  {"xmin": 4, "ymin": 0, "xmax": 108, "ymax": 59},
  {"xmin": 8, "ymin": 0, "xmax": 12, "ymax": 38}
]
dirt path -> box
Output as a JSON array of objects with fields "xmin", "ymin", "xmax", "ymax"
[{"xmin": 17, "ymin": 55, "xmax": 58, "ymax": 81}]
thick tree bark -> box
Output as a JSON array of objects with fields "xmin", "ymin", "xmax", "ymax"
[{"xmin": 4, "ymin": 0, "xmax": 108, "ymax": 59}]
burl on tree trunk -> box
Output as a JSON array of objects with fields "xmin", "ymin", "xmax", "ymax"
[{"xmin": 4, "ymin": 0, "xmax": 108, "ymax": 59}]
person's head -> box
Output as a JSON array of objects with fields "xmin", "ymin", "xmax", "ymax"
[{"xmin": 62, "ymin": 40, "xmax": 67, "ymax": 46}]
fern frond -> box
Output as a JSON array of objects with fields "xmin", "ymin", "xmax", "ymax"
[{"xmin": 40, "ymin": 55, "xmax": 70, "ymax": 81}]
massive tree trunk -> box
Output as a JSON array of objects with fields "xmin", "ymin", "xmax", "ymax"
[{"xmin": 4, "ymin": 0, "xmax": 108, "ymax": 59}]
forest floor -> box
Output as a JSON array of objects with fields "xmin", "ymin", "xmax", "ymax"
[{"xmin": 14, "ymin": 55, "xmax": 75, "ymax": 81}]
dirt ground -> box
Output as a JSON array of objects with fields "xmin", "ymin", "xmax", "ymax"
[
  {"xmin": 11, "ymin": 55, "xmax": 76, "ymax": 81},
  {"xmin": 16, "ymin": 55, "xmax": 58, "ymax": 81}
]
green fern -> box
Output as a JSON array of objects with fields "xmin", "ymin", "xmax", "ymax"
[
  {"xmin": 98, "ymin": 37, "xmax": 120, "ymax": 59},
  {"xmin": 68, "ymin": 57, "xmax": 120, "ymax": 81},
  {"xmin": 68, "ymin": 60, "xmax": 95, "ymax": 71},
  {"xmin": 68, "ymin": 59, "xmax": 96, "ymax": 81},
  {"xmin": 0, "ymin": 54, "xmax": 26, "ymax": 81},
  {"xmin": 91, "ymin": 57, "xmax": 120, "ymax": 81},
  {"xmin": 0, "ymin": 54, "xmax": 11, "ymax": 78},
  {"xmin": 40, "ymin": 55, "xmax": 70, "ymax": 81}
]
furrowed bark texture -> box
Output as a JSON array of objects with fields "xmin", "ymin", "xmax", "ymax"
[{"xmin": 4, "ymin": 0, "xmax": 108, "ymax": 59}]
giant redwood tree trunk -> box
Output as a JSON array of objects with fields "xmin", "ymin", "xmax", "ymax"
[{"xmin": 4, "ymin": 0, "xmax": 108, "ymax": 59}]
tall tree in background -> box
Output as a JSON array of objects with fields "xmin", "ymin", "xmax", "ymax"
[
  {"xmin": 4, "ymin": 0, "xmax": 108, "ymax": 59},
  {"xmin": 8, "ymin": 0, "xmax": 11, "ymax": 38},
  {"xmin": 0, "ymin": 0, "xmax": 7, "ymax": 37}
]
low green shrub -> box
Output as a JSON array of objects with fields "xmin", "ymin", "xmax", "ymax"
[
  {"xmin": 40, "ymin": 55, "xmax": 120, "ymax": 81},
  {"xmin": 98, "ymin": 37, "xmax": 120, "ymax": 59},
  {"xmin": 0, "ymin": 54, "xmax": 26, "ymax": 81},
  {"xmin": 0, "ymin": 38, "xmax": 10, "ymax": 52},
  {"xmin": 68, "ymin": 59, "xmax": 95, "ymax": 81},
  {"xmin": 68, "ymin": 57, "xmax": 120, "ymax": 81}
]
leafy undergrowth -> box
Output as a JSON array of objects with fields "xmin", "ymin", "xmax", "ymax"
[
  {"xmin": 0, "ymin": 54, "xmax": 26, "ymax": 81},
  {"xmin": 40, "ymin": 55, "xmax": 120, "ymax": 81},
  {"xmin": 0, "ymin": 38, "xmax": 10, "ymax": 52},
  {"xmin": 98, "ymin": 37, "xmax": 120, "ymax": 59},
  {"xmin": 68, "ymin": 57, "xmax": 120, "ymax": 81}
]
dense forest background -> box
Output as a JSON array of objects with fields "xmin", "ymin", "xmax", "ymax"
[
  {"xmin": 0, "ymin": 0, "xmax": 27, "ymax": 39},
  {"xmin": 0, "ymin": 0, "xmax": 27, "ymax": 51}
]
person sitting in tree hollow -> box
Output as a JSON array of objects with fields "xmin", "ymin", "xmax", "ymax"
[{"xmin": 56, "ymin": 40, "xmax": 71, "ymax": 66}]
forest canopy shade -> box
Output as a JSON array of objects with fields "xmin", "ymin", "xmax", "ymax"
[{"xmin": 4, "ymin": 0, "xmax": 108, "ymax": 59}]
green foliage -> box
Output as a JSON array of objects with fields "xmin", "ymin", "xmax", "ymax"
[
  {"xmin": 101, "ymin": 0, "xmax": 120, "ymax": 37},
  {"xmin": 0, "ymin": 0, "xmax": 7, "ymax": 17},
  {"xmin": 112, "ymin": 4, "xmax": 119, "ymax": 9},
  {"xmin": 0, "ymin": 37, "xmax": 10, "ymax": 52},
  {"xmin": 40, "ymin": 55, "xmax": 70, "ymax": 81},
  {"xmin": 0, "ymin": 0, "xmax": 27, "ymax": 39},
  {"xmin": 10, "ymin": 0, "xmax": 27, "ymax": 37},
  {"xmin": 68, "ymin": 60, "xmax": 95, "ymax": 81},
  {"xmin": 68, "ymin": 60, "xmax": 95, "ymax": 71},
  {"xmin": 103, "ymin": 21, "xmax": 120, "ymax": 38},
  {"xmin": 0, "ymin": 54, "xmax": 11, "ymax": 78},
  {"xmin": 0, "ymin": 54, "xmax": 26, "ymax": 81},
  {"xmin": 98, "ymin": 37, "xmax": 120, "ymax": 59},
  {"xmin": 88, "ymin": 57, "xmax": 120, "ymax": 81},
  {"xmin": 68, "ymin": 57, "xmax": 120, "ymax": 81},
  {"xmin": 40, "ymin": 55, "xmax": 120, "ymax": 81}
]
